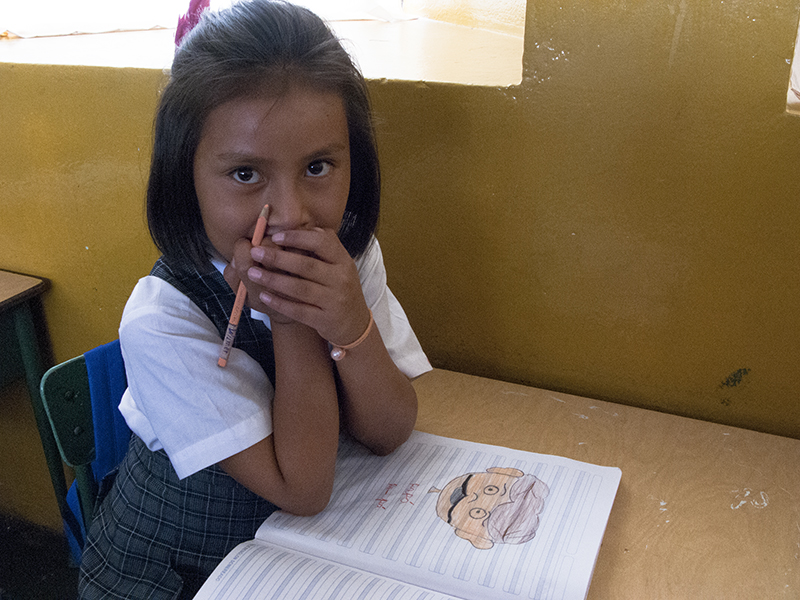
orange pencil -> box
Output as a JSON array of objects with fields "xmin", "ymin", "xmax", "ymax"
[{"xmin": 218, "ymin": 204, "xmax": 270, "ymax": 367}]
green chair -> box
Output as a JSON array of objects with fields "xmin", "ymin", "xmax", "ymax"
[{"xmin": 39, "ymin": 340, "xmax": 129, "ymax": 561}]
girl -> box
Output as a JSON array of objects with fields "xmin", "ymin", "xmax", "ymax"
[{"xmin": 78, "ymin": 1, "xmax": 431, "ymax": 597}]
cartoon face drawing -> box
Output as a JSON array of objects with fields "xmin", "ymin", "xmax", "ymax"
[{"xmin": 429, "ymin": 467, "xmax": 549, "ymax": 550}]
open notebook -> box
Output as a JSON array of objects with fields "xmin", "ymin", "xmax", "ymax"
[{"xmin": 194, "ymin": 431, "xmax": 621, "ymax": 600}]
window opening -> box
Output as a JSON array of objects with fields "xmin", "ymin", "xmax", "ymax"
[
  {"xmin": 788, "ymin": 18, "xmax": 800, "ymax": 115},
  {"xmin": 0, "ymin": 0, "xmax": 522, "ymax": 86}
]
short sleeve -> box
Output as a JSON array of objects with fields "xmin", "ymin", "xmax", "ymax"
[
  {"xmin": 118, "ymin": 277, "xmax": 274, "ymax": 479},
  {"xmin": 355, "ymin": 238, "xmax": 432, "ymax": 379}
]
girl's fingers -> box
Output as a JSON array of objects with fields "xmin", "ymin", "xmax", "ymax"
[
  {"xmin": 271, "ymin": 227, "xmax": 346, "ymax": 264},
  {"xmin": 223, "ymin": 236, "xmax": 292, "ymax": 321},
  {"xmin": 250, "ymin": 227, "xmax": 349, "ymax": 289},
  {"xmin": 225, "ymin": 237, "xmax": 259, "ymax": 291},
  {"xmin": 258, "ymin": 289, "xmax": 322, "ymax": 325},
  {"xmin": 252, "ymin": 245, "xmax": 327, "ymax": 286},
  {"xmin": 247, "ymin": 228, "xmax": 368, "ymax": 343},
  {"xmin": 248, "ymin": 264, "xmax": 323, "ymax": 307}
]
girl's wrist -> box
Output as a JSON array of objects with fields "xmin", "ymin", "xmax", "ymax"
[
  {"xmin": 271, "ymin": 321, "xmax": 330, "ymax": 368},
  {"xmin": 271, "ymin": 319, "xmax": 315, "ymax": 338},
  {"xmin": 329, "ymin": 309, "xmax": 374, "ymax": 361}
]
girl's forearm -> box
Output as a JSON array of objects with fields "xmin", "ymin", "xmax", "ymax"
[
  {"xmin": 270, "ymin": 321, "xmax": 341, "ymax": 509},
  {"xmin": 220, "ymin": 321, "xmax": 341, "ymax": 516},
  {"xmin": 334, "ymin": 327, "xmax": 418, "ymax": 456}
]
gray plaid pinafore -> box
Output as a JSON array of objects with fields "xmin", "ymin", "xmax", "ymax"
[{"xmin": 78, "ymin": 258, "xmax": 279, "ymax": 599}]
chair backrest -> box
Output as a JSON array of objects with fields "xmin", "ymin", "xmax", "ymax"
[
  {"xmin": 39, "ymin": 339, "xmax": 129, "ymax": 558},
  {"xmin": 40, "ymin": 354, "xmax": 96, "ymax": 536}
]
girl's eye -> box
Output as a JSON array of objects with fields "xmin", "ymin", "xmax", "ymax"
[
  {"xmin": 307, "ymin": 160, "xmax": 332, "ymax": 177},
  {"xmin": 484, "ymin": 485, "xmax": 499, "ymax": 495},
  {"xmin": 231, "ymin": 167, "xmax": 260, "ymax": 184}
]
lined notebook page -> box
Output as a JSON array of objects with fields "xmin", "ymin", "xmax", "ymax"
[
  {"xmin": 194, "ymin": 540, "xmax": 461, "ymax": 600},
  {"xmin": 253, "ymin": 431, "xmax": 621, "ymax": 600}
]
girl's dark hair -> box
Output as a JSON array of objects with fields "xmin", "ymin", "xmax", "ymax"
[{"xmin": 147, "ymin": 0, "xmax": 380, "ymax": 268}]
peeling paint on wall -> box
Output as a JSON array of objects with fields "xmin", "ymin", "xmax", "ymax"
[
  {"xmin": 720, "ymin": 368, "xmax": 751, "ymax": 389},
  {"xmin": 718, "ymin": 368, "xmax": 751, "ymax": 407}
]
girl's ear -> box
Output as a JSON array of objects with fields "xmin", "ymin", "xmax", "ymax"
[{"xmin": 486, "ymin": 467, "xmax": 524, "ymax": 478}]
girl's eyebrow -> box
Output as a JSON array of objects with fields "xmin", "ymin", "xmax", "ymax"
[
  {"xmin": 214, "ymin": 142, "xmax": 348, "ymax": 164},
  {"xmin": 214, "ymin": 151, "xmax": 262, "ymax": 164},
  {"xmin": 311, "ymin": 141, "xmax": 348, "ymax": 153},
  {"xmin": 301, "ymin": 142, "xmax": 350, "ymax": 162}
]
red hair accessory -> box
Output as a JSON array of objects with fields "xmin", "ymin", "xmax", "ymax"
[{"xmin": 175, "ymin": 0, "xmax": 210, "ymax": 47}]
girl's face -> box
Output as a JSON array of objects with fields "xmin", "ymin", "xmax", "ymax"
[{"xmin": 194, "ymin": 85, "xmax": 351, "ymax": 262}]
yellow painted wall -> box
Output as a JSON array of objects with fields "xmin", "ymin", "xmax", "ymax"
[
  {"xmin": 2, "ymin": 0, "xmax": 799, "ymax": 530},
  {"xmin": 1, "ymin": 64, "xmax": 163, "ymax": 528},
  {"xmin": 381, "ymin": 0, "xmax": 800, "ymax": 436}
]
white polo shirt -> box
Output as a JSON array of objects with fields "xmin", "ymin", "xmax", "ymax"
[{"xmin": 118, "ymin": 238, "xmax": 431, "ymax": 479}]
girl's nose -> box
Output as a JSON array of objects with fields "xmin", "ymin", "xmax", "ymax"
[{"xmin": 266, "ymin": 181, "xmax": 310, "ymax": 232}]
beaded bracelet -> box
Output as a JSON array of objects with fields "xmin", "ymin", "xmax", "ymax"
[{"xmin": 330, "ymin": 310, "xmax": 374, "ymax": 361}]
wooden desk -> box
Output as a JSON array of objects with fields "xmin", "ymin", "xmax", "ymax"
[
  {"xmin": 0, "ymin": 269, "xmax": 50, "ymax": 395},
  {"xmin": 0, "ymin": 270, "xmax": 63, "ymax": 520},
  {"xmin": 413, "ymin": 369, "xmax": 799, "ymax": 598}
]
